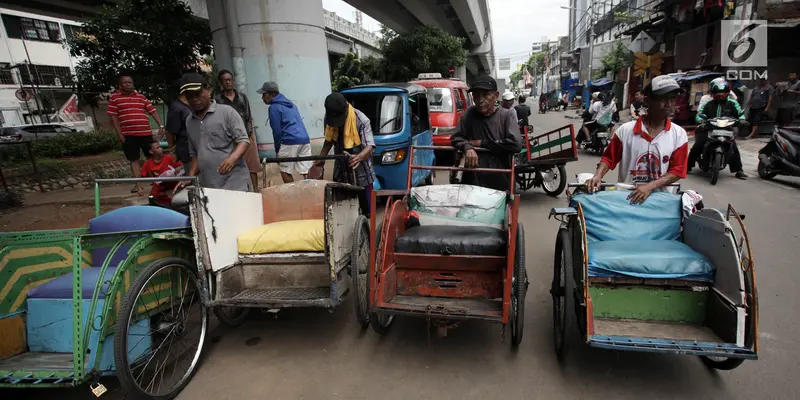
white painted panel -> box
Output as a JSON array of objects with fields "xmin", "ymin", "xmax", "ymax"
[{"xmin": 197, "ymin": 188, "xmax": 264, "ymax": 272}]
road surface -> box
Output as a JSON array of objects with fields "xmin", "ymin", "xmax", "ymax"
[{"xmin": 9, "ymin": 106, "xmax": 800, "ymax": 400}]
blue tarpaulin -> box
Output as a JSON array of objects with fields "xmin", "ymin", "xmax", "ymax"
[
  {"xmin": 589, "ymin": 78, "xmax": 613, "ymax": 87},
  {"xmin": 675, "ymin": 71, "xmax": 722, "ymax": 82}
]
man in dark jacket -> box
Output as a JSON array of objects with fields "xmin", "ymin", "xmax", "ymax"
[
  {"xmin": 451, "ymin": 75, "xmax": 522, "ymax": 191},
  {"xmin": 258, "ymin": 81, "xmax": 312, "ymax": 183},
  {"xmin": 690, "ymin": 81, "xmax": 748, "ymax": 179}
]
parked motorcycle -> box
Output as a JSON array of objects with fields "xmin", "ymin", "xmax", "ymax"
[
  {"xmin": 696, "ymin": 116, "xmax": 743, "ymax": 185},
  {"xmin": 757, "ymin": 125, "xmax": 800, "ymax": 180}
]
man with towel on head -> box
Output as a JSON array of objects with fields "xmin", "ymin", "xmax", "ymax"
[{"xmin": 314, "ymin": 92, "xmax": 377, "ymax": 212}]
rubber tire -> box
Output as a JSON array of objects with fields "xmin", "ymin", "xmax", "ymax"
[
  {"xmin": 114, "ymin": 257, "xmax": 208, "ymax": 400},
  {"xmin": 351, "ymin": 215, "xmax": 371, "ymax": 329},
  {"xmin": 710, "ymin": 153, "xmax": 722, "ymax": 185},
  {"xmin": 511, "ymin": 224, "xmax": 527, "ymax": 346},
  {"xmin": 553, "ymin": 228, "xmax": 575, "ymax": 362},
  {"xmin": 209, "ymin": 272, "xmax": 251, "ymax": 327},
  {"xmin": 699, "ymin": 356, "xmax": 746, "ymax": 370},
  {"xmin": 757, "ymin": 159, "xmax": 777, "ymax": 180},
  {"xmin": 542, "ymin": 165, "xmax": 568, "ymax": 197},
  {"xmin": 369, "ymin": 220, "xmax": 395, "ymax": 335}
]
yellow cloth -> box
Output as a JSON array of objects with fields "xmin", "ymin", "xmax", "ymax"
[
  {"xmin": 324, "ymin": 104, "xmax": 361, "ymax": 149},
  {"xmin": 237, "ymin": 220, "xmax": 325, "ymax": 254}
]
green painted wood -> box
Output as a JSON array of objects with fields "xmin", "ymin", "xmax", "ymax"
[
  {"xmin": 531, "ymin": 135, "xmax": 572, "ymax": 153},
  {"xmin": 589, "ymin": 286, "xmax": 708, "ymax": 324}
]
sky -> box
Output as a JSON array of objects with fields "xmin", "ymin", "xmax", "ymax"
[{"xmin": 321, "ymin": 0, "xmax": 569, "ymax": 79}]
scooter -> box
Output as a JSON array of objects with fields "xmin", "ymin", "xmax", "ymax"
[
  {"xmin": 757, "ymin": 124, "xmax": 800, "ymax": 180},
  {"xmin": 581, "ymin": 123, "xmax": 613, "ymax": 155},
  {"xmin": 696, "ymin": 116, "xmax": 742, "ymax": 185}
]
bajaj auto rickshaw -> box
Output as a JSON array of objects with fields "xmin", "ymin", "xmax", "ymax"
[{"xmin": 341, "ymin": 84, "xmax": 435, "ymax": 190}]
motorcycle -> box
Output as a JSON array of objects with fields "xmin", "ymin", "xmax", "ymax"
[
  {"xmin": 581, "ymin": 122, "xmax": 613, "ymax": 155},
  {"xmin": 757, "ymin": 125, "xmax": 800, "ymax": 180},
  {"xmin": 696, "ymin": 116, "xmax": 742, "ymax": 185}
]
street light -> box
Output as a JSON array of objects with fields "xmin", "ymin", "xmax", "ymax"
[{"xmin": 561, "ymin": 5, "xmax": 596, "ymax": 83}]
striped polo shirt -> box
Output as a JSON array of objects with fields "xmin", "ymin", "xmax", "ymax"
[{"xmin": 107, "ymin": 90, "xmax": 157, "ymax": 137}]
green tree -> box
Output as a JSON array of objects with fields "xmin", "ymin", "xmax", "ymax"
[
  {"xmin": 596, "ymin": 41, "xmax": 632, "ymax": 80},
  {"xmin": 378, "ymin": 24, "xmax": 398, "ymax": 50},
  {"xmin": 65, "ymin": 0, "xmax": 211, "ymax": 104},
  {"xmin": 360, "ymin": 55, "xmax": 384, "ymax": 84},
  {"xmin": 509, "ymin": 69, "xmax": 523, "ymax": 89},
  {"xmin": 332, "ymin": 52, "xmax": 363, "ymax": 91},
  {"xmin": 381, "ymin": 25, "xmax": 466, "ymax": 81}
]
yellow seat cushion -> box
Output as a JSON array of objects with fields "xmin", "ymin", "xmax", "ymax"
[{"xmin": 237, "ymin": 219, "xmax": 325, "ymax": 254}]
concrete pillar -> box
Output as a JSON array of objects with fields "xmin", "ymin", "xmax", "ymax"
[
  {"xmin": 207, "ymin": 0, "xmax": 232, "ymax": 74},
  {"xmin": 236, "ymin": 0, "xmax": 332, "ymax": 157},
  {"xmin": 455, "ymin": 65, "xmax": 467, "ymax": 82}
]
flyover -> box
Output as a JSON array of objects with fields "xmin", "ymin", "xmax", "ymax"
[{"xmin": 342, "ymin": 0, "xmax": 495, "ymax": 81}]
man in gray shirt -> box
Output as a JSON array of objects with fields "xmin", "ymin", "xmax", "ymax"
[
  {"xmin": 174, "ymin": 73, "xmax": 252, "ymax": 193},
  {"xmin": 777, "ymin": 72, "xmax": 799, "ymax": 127},
  {"xmin": 745, "ymin": 77, "xmax": 772, "ymax": 139}
]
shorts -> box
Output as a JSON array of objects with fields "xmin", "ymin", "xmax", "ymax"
[
  {"xmin": 244, "ymin": 134, "xmax": 261, "ymax": 173},
  {"xmin": 278, "ymin": 143, "xmax": 312, "ymax": 174},
  {"xmin": 747, "ymin": 107, "xmax": 766, "ymax": 126},
  {"xmin": 122, "ymin": 135, "xmax": 154, "ymax": 161}
]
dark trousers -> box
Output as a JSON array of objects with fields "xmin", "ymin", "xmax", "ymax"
[{"xmin": 689, "ymin": 133, "xmax": 744, "ymax": 172}]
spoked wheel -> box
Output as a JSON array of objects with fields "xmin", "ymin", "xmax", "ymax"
[
  {"xmin": 516, "ymin": 171, "xmax": 536, "ymax": 191},
  {"xmin": 208, "ymin": 272, "xmax": 251, "ymax": 327},
  {"xmin": 351, "ymin": 215, "xmax": 371, "ymax": 329},
  {"xmin": 370, "ymin": 221, "xmax": 394, "ymax": 335},
  {"xmin": 115, "ymin": 257, "xmax": 208, "ymax": 400},
  {"xmin": 542, "ymin": 165, "xmax": 568, "ymax": 197},
  {"xmin": 511, "ymin": 224, "xmax": 528, "ymax": 346},
  {"xmin": 710, "ymin": 153, "xmax": 722, "ymax": 185},
  {"xmin": 552, "ymin": 228, "xmax": 574, "ymax": 361}
]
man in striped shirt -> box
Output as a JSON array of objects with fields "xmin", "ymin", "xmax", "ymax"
[{"xmin": 107, "ymin": 72, "xmax": 165, "ymax": 194}]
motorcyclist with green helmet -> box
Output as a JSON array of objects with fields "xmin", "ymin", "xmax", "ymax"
[{"xmin": 689, "ymin": 80, "xmax": 748, "ymax": 179}]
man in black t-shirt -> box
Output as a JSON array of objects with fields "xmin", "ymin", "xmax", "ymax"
[
  {"xmin": 166, "ymin": 86, "xmax": 193, "ymax": 171},
  {"xmin": 451, "ymin": 75, "xmax": 522, "ymax": 191},
  {"xmin": 514, "ymin": 95, "xmax": 532, "ymax": 126}
]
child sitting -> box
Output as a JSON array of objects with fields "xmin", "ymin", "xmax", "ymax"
[{"xmin": 140, "ymin": 141, "xmax": 183, "ymax": 205}]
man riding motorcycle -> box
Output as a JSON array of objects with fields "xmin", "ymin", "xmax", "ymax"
[{"xmin": 690, "ymin": 81, "xmax": 748, "ymax": 179}]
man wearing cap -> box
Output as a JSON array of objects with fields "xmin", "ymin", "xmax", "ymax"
[
  {"xmin": 257, "ymin": 81, "xmax": 312, "ymax": 183},
  {"xmin": 174, "ymin": 73, "xmax": 252, "ymax": 193},
  {"xmin": 451, "ymin": 75, "xmax": 522, "ymax": 192},
  {"xmin": 315, "ymin": 92, "xmax": 376, "ymax": 208},
  {"xmin": 214, "ymin": 70, "xmax": 260, "ymax": 190},
  {"xmin": 500, "ymin": 92, "xmax": 519, "ymax": 122},
  {"xmin": 586, "ymin": 75, "xmax": 689, "ymax": 204}
]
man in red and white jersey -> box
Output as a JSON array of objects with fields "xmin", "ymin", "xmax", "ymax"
[
  {"xmin": 586, "ymin": 75, "xmax": 688, "ymax": 204},
  {"xmin": 107, "ymin": 72, "xmax": 165, "ymax": 194}
]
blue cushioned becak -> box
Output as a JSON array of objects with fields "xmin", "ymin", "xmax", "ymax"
[
  {"xmin": 89, "ymin": 206, "xmax": 190, "ymax": 269},
  {"xmin": 587, "ymin": 240, "xmax": 715, "ymax": 281},
  {"xmin": 27, "ymin": 267, "xmax": 118, "ymax": 299},
  {"xmin": 571, "ymin": 191, "xmax": 682, "ymax": 243}
]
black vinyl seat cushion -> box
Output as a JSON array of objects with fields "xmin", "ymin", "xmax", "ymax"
[{"xmin": 394, "ymin": 225, "xmax": 507, "ymax": 256}]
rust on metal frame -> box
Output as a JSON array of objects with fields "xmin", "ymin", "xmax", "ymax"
[
  {"xmin": 392, "ymin": 253, "xmax": 505, "ymax": 271},
  {"xmin": 395, "ymin": 269, "xmax": 503, "ymax": 298}
]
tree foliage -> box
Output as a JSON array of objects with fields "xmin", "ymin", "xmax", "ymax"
[
  {"xmin": 596, "ymin": 41, "xmax": 632, "ymax": 80},
  {"xmin": 332, "ymin": 52, "xmax": 363, "ymax": 91},
  {"xmin": 380, "ymin": 25, "xmax": 466, "ymax": 81},
  {"xmin": 66, "ymin": 0, "xmax": 211, "ymax": 104},
  {"xmin": 360, "ymin": 56, "xmax": 384, "ymax": 84}
]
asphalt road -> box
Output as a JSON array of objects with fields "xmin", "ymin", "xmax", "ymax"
[{"xmin": 11, "ymin": 105, "xmax": 800, "ymax": 400}]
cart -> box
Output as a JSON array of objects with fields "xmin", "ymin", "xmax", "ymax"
[
  {"xmin": 0, "ymin": 176, "xmax": 205, "ymax": 399},
  {"xmin": 367, "ymin": 145, "xmax": 528, "ymax": 344},
  {"xmin": 189, "ymin": 155, "xmax": 373, "ymax": 328},
  {"xmin": 515, "ymin": 124, "xmax": 577, "ymax": 197},
  {"xmin": 548, "ymin": 183, "xmax": 758, "ymax": 369}
]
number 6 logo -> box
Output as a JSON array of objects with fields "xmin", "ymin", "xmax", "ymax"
[{"xmin": 727, "ymin": 23, "xmax": 760, "ymax": 64}]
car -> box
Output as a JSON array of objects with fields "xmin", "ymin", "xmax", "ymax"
[
  {"xmin": 0, "ymin": 127, "xmax": 23, "ymax": 142},
  {"xmin": 410, "ymin": 73, "xmax": 472, "ymax": 165},
  {"xmin": 14, "ymin": 124, "xmax": 78, "ymax": 140}
]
